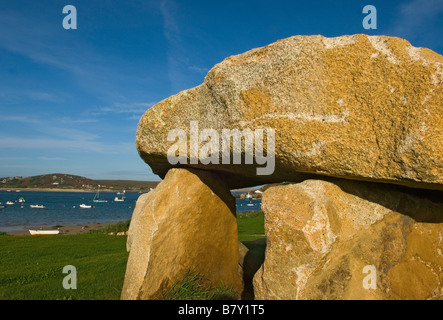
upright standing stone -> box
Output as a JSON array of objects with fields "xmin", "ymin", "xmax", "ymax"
[
  {"xmin": 253, "ymin": 179, "xmax": 443, "ymax": 300},
  {"xmin": 121, "ymin": 168, "xmax": 242, "ymax": 300}
]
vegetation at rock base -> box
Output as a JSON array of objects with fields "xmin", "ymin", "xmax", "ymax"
[{"xmin": 161, "ymin": 271, "xmax": 238, "ymax": 300}]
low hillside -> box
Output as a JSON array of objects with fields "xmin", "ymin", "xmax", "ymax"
[{"xmin": 0, "ymin": 173, "xmax": 159, "ymax": 192}]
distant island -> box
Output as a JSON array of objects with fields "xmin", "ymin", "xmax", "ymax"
[{"xmin": 0, "ymin": 173, "xmax": 159, "ymax": 193}]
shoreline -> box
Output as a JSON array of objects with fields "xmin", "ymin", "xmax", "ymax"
[
  {"xmin": 0, "ymin": 187, "xmax": 146, "ymax": 193},
  {"xmin": 4, "ymin": 223, "xmax": 107, "ymax": 236},
  {"xmin": 1, "ymin": 187, "xmax": 259, "ymax": 193}
]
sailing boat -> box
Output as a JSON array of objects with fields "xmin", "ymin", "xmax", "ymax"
[{"xmin": 93, "ymin": 185, "xmax": 107, "ymax": 203}]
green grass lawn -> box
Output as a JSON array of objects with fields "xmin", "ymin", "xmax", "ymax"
[
  {"xmin": 237, "ymin": 211, "xmax": 266, "ymax": 265},
  {"xmin": 237, "ymin": 211, "xmax": 265, "ymax": 242},
  {"xmin": 0, "ymin": 212, "xmax": 265, "ymax": 300},
  {"xmin": 0, "ymin": 233, "xmax": 128, "ymax": 300}
]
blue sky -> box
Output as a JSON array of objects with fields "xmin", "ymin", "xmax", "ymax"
[{"xmin": 0, "ymin": 0, "xmax": 442, "ymax": 181}]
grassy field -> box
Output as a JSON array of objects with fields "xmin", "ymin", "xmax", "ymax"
[
  {"xmin": 0, "ymin": 233, "xmax": 128, "ymax": 300},
  {"xmin": 237, "ymin": 211, "xmax": 265, "ymax": 242},
  {"xmin": 0, "ymin": 211, "xmax": 265, "ymax": 300}
]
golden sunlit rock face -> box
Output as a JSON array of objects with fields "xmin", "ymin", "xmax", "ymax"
[
  {"xmin": 121, "ymin": 168, "xmax": 242, "ymax": 300},
  {"xmin": 253, "ymin": 179, "xmax": 443, "ymax": 300},
  {"xmin": 136, "ymin": 34, "xmax": 443, "ymax": 191}
]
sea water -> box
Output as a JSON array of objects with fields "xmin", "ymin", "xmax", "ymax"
[{"xmin": 0, "ymin": 190, "xmax": 261, "ymax": 232}]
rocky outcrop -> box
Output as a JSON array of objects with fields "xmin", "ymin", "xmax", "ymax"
[
  {"xmin": 136, "ymin": 34, "xmax": 443, "ymax": 191},
  {"xmin": 121, "ymin": 168, "xmax": 242, "ymax": 300},
  {"xmin": 253, "ymin": 179, "xmax": 443, "ymax": 300},
  {"xmin": 126, "ymin": 34, "xmax": 443, "ymax": 301}
]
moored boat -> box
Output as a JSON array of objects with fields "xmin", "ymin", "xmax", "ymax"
[
  {"xmin": 30, "ymin": 204, "xmax": 46, "ymax": 209},
  {"xmin": 29, "ymin": 229, "xmax": 60, "ymax": 235},
  {"xmin": 79, "ymin": 204, "xmax": 92, "ymax": 209},
  {"xmin": 93, "ymin": 185, "xmax": 107, "ymax": 203}
]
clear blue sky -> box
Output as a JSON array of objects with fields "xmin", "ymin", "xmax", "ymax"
[{"xmin": 1, "ymin": 0, "xmax": 442, "ymax": 181}]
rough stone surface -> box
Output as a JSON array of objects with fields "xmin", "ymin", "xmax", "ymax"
[
  {"xmin": 121, "ymin": 168, "xmax": 242, "ymax": 300},
  {"xmin": 136, "ymin": 34, "xmax": 443, "ymax": 191},
  {"xmin": 253, "ymin": 179, "xmax": 443, "ymax": 300}
]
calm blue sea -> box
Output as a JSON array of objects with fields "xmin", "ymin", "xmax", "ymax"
[{"xmin": 0, "ymin": 190, "xmax": 261, "ymax": 232}]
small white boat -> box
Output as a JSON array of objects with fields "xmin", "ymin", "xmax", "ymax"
[
  {"xmin": 30, "ymin": 205, "xmax": 46, "ymax": 209},
  {"xmin": 79, "ymin": 204, "xmax": 92, "ymax": 209},
  {"xmin": 114, "ymin": 197, "xmax": 124, "ymax": 202},
  {"xmin": 247, "ymin": 203, "xmax": 254, "ymax": 207},
  {"xmin": 18, "ymin": 197, "xmax": 25, "ymax": 203},
  {"xmin": 6, "ymin": 201, "xmax": 14, "ymax": 205},
  {"xmin": 29, "ymin": 229, "xmax": 60, "ymax": 235}
]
